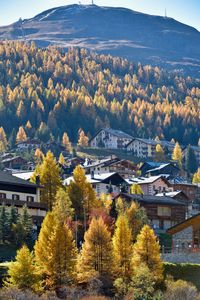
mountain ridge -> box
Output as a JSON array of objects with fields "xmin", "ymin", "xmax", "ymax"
[{"xmin": 0, "ymin": 4, "xmax": 200, "ymax": 75}]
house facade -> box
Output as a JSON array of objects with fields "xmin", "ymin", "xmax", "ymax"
[
  {"xmin": 126, "ymin": 138, "xmax": 175, "ymax": 158},
  {"xmin": 116, "ymin": 193, "xmax": 186, "ymax": 232},
  {"xmin": 89, "ymin": 128, "xmax": 133, "ymax": 149},
  {"xmin": 0, "ymin": 171, "xmax": 47, "ymax": 226},
  {"xmin": 64, "ymin": 172, "xmax": 128, "ymax": 197},
  {"xmin": 127, "ymin": 175, "xmax": 171, "ymax": 195}
]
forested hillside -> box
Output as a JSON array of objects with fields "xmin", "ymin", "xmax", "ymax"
[{"xmin": 0, "ymin": 41, "xmax": 199, "ymax": 145}]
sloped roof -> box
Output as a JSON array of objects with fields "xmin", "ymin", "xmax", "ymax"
[
  {"xmin": 167, "ymin": 213, "xmax": 200, "ymax": 235},
  {"xmin": 90, "ymin": 128, "xmax": 133, "ymax": 141},
  {"xmin": 0, "ymin": 171, "xmax": 37, "ymax": 188},
  {"xmin": 126, "ymin": 175, "xmax": 170, "ymax": 185}
]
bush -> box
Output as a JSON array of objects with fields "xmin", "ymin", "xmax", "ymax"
[
  {"xmin": 164, "ymin": 263, "xmax": 200, "ymax": 290},
  {"xmin": 164, "ymin": 279, "xmax": 198, "ymax": 300}
]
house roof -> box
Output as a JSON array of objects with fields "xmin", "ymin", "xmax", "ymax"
[
  {"xmin": 146, "ymin": 163, "xmax": 179, "ymax": 174},
  {"xmin": 155, "ymin": 191, "xmax": 186, "ymax": 198},
  {"xmin": 0, "ymin": 171, "xmax": 37, "ymax": 188},
  {"xmin": 12, "ymin": 171, "xmax": 34, "ymax": 181},
  {"xmin": 64, "ymin": 172, "xmax": 126, "ymax": 185},
  {"xmin": 126, "ymin": 138, "xmax": 175, "ymax": 148},
  {"xmin": 1, "ymin": 156, "xmax": 27, "ymax": 164},
  {"xmin": 116, "ymin": 193, "xmax": 186, "ymax": 206},
  {"xmin": 90, "ymin": 128, "xmax": 133, "ymax": 141},
  {"xmin": 126, "ymin": 175, "xmax": 170, "ymax": 186},
  {"xmin": 167, "ymin": 213, "xmax": 200, "ymax": 235}
]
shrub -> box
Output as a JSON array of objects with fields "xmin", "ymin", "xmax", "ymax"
[{"xmin": 164, "ymin": 279, "xmax": 198, "ymax": 300}]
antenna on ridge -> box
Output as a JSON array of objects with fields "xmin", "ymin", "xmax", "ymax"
[
  {"xmin": 92, "ymin": 0, "xmax": 94, "ymax": 5},
  {"xmin": 165, "ymin": 8, "xmax": 167, "ymax": 18}
]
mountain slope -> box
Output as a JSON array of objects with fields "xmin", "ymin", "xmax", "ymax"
[{"xmin": 0, "ymin": 4, "xmax": 200, "ymax": 75}]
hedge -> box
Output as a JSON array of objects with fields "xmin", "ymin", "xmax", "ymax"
[{"xmin": 164, "ymin": 262, "xmax": 200, "ymax": 290}]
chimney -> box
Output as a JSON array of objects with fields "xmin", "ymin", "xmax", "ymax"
[
  {"xmin": 91, "ymin": 171, "xmax": 94, "ymax": 179},
  {"xmin": 36, "ymin": 175, "xmax": 40, "ymax": 186}
]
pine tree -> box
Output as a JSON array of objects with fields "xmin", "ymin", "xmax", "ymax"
[
  {"xmin": 193, "ymin": 168, "xmax": 200, "ymax": 184},
  {"xmin": 155, "ymin": 144, "xmax": 165, "ymax": 162},
  {"xmin": 172, "ymin": 142, "xmax": 183, "ymax": 168},
  {"xmin": 31, "ymin": 151, "xmax": 62, "ymax": 210},
  {"xmin": 62, "ymin": 132, "xmax": 72, "ymax": 152},
  {"xmin": 35, "ymin": 212, "xmax": 77, "ymax": 288},
  {"xmin": 67, "ymin": 165, "xmax": 98, "ymax": 221},
  {"xmin": 7, "ymin": 206, "xmax": 19, "ymax": 244},
  {"xmin": 77, "ymin": 129, "xmax": 89, "ymax": 148},
  {"xmin": 132, "ymin": 225, "xmax": 163, "ymax": 283},
  {"xmin": 77, "ymin": 217, "xmax": 113, "ymax": 282},
  {"xmin": 185, "ymin": 145, "xmax": 198, "ymax": 174},
  {"xmin": 112, "ymin": 214, "xmax": 133, "ymax": 279},
  {"xmin": 126, "ymin": 202, "xmax": 148, "ymax": 242},
  {"xmin": 5, "ymin": 245, "xmax": 40, "ymax": 292},
  {"xmin": 130, "ymin": 184, "xmax": 143, "ymax": 195},
  {"xmin": 16, "ymin": 126, "xmax": 27, "ymax": 143},
  {"xmin": 0, "ymin": 205, "xmax": 9, "ymax": 243}
]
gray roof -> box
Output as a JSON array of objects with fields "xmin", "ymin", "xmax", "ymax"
[
  {"xmin": 119, "ymin": 193, "xmax": 185, "ymax": 206},
  {"xmin": 0, "ymin": 171, "xmax": 37, "ymax": 188},
  {"xmin": 91, "ymin": 128, "xmax": 133, "ymax": 141},
  {"xmin": 127, "ymin": 138, "xmax": 176, "ymax": 148}
]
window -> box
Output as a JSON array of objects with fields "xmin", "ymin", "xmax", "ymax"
[
  {"xmin": 12, "ymin": 194, "xmax": 20, "ymax": 201},
  {"xmin": 157, "ymin": 206, "xmax": 171, "ymax": 217},
  {"xmin": 0, "ymin": 193, "xmax": 6, "ymax": 199},
  {"xmin": 27, "ymin": 196, "xmax": 34, "ymax": 202}
]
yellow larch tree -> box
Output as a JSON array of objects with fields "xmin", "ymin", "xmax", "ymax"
[
  {"xmin": 193, "ymin": 168, "xmax": 200, "ymax": 184},
  {"xmin": 67, "ymin": 165, "xmax": 98, "ymax": 221},
  {"xmin": 16, "ymin": 126, "xmax": 27, "ymax": 143},
  {"xmin": 53, "ymin": 187, "xmax": 74, "ymax": 223},
  {"xmin": 155, "ymin": 144, "xmax": 165, "ymax": 162},
  {"xmin": 34, "ymin": 148, "xmax": 44, "ymax": 164},
  {"xmin": 112, "ymin": 214, "xmax": 133, "ymax": 279},
  {"xmin": 77, "ymin": 217, "xmax": 113, "ymax": 282},
  {"xmin": 0, "ymin": 126, "xmax": 8, "ymax": 153},
  {"xmin": 34, "ymin": 211, "xmax": 77, "ymax": 288},
  {"xmin": 62, "ymin": 132, "xmax": 72, "ymax": 152},
  {"xmin": 126, "ymin": 202, "xmax": 148, "ymax": 242},
  {"xmin": 132, "ymin": 225, "xmax": 163, "ymax": 284},
  {"xmin": 77, "ymin": 129, "xmax": 89, "ymax": 147},
  {"xmin": 5, "ymin": 245, "xmax": 40, "ymax": 292},
  {"xmin": 59, "ymin": 152, "xmax": 65, "ymax": 165},
  {"xmin": 130, "ymin": 183, "xmax": 143, "ymax": 195},
  {"xmin": 31, "ymin": 151, "xmax": 62, "ymax": 210},
  {"xmin": 172, "ymin": 142, "xmax": 183, "ymax": 168}
]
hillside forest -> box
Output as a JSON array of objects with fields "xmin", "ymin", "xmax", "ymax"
[{"xmin": 0, "ymin": 41, "xmax": 199, "ymax": 145}]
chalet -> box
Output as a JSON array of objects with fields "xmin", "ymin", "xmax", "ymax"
[
  {"xmin": 167, "ymin": 213, "xmax": 200, "ymax": 250},
  {"xmin": 169, "ymin": 181, "xmax": 199, "ymax": 202},
  {"xmin": 1, "ymin": 156, "xmax": 27, "ymax": 169},
  {"xmin": 89, "ymin": 128, "xmax": 133, "ymax": 149},
  {"xmin": 142, "ymin": 162, "xmax": 180, "ymax": 178},
  {"xmin": 115, "ymin": 193, "xmax": 186, "ymax": 232},
  {"xmin": 0, "ymin": 171, "xmax": 47, "ymax": 226},
  {"xmin": 16, "ymin": 139, "xmax": 41, "ymax": 151},
  {"xmin": 64, "ymin": 172, "xmax": 128, "ymax": 197},
  {"xmin": 126, "ymin": 175, "xmax": 171, "ymax": 195},
  {"xmin": 84, "ymin": 156, "xmax": 137, "ymax": 178},
  {"xmin": 155, "ymin": 190, "xmax": 189, "ymax": 204},
  {"xmin": 126, "ymin": 138, "xmax": 175, "ymax": 158}
]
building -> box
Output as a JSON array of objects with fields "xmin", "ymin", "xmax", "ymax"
[
  {"xmin": 1, "ymin": 156, "xmax": 27, "ymax": 169},
  {"xmin": 0, "ymin": 171, "xmax": 47, "ymax": 226},
  {"xmin": 16, "ymin": 139, "xmax": 41, "ymax": 151},
  {"xmin": 84, "ymin": 156, "xmax": 137, "ymax": 179},
  {"xmin": 115, "ymin": 193, "xmax": 186, "ymax": 232},
  {"xmin": 169, "ymin": 181, "xmax": 199, "ymax": 202},
  {"xmin": 142, "ymin": 162, "xmax": 180, "ymax": 178},
  {"xmin": 167, "ymin": 213, "xmax": 200, "ymax": 250},
  {"xmin": 89, "ymin": 128, "xmax": 133, "ymax": 149},
  {"xmin": 126, "ymin": 175, "xmax": 171, "ymax": 195},
  {"xmin": 64, "ymin": 172, "xmax": 127, "ymax": 197},
  {"xmin": 126, "ymin": 138, "xmax": 175, "ymax": 158}
]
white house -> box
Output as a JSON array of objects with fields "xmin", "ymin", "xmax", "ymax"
[
  {"xmin": 89, "ymin": 128, "xmax": 133, "ymax": 149},
  {"xmin": 126, "ymin": 138, "xmax": 175, "ymax": 158},
  {"xmin": 64, "ymin": 172, "xmax": 128, "ymax": 197},
  {"xmin": 0, "ymin": 171, "xmax": 47, "ymax": 226}
]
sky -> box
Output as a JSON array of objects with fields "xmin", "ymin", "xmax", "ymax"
[{"xmin": 1, "ymin": 0, "xmax": 200, "ymax": 31}]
